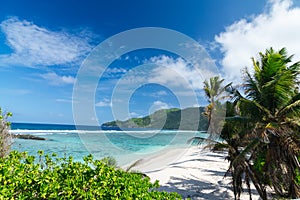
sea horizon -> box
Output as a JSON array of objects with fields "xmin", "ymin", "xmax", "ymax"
[{"xmin": 11, "ymin": 122, "xmax": 118, "ymax": 131}]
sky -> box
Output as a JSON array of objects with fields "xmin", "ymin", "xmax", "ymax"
[{"xmin": 0, "ymin": 0, "xmax": 300, "ymax": 125}]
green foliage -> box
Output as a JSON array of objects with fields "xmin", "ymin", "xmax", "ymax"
[
  {"xmin": 296, "ymin": 157, "xmax": 300, "ymax": 185},
  {"xmin": 0, "ymin": 108, "xmax": 13, "ymax": 158},
  {"xmin": 103, "ymin": 120, "xmax": 120, "ymax": 127},
  {"xmin": 132, "ymin": 116, "xmax": 151, "ymax": 126},
  {"xmin": 0, "ymin": 151, "xmax": 181, "ymax": 199},
  {"xmin": 219, "ymin": 48, "xmax": 300, "ymax": 199},
  {"xmin": 253, "ymin": 156, "xmax": 265, "ymax": 174},
  {"xmin": 100, "ymin": 156, "xmax": 117, "ymax": 167},
  {"xmin": 296, "ymin": 169, "xmax": 300, "ymax": 185},
  {"xmin": 203, "ymin": 76, "xmax": 231, "ymax": 138}
]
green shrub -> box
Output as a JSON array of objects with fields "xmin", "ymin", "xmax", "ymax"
[
  {"xmin": 296, "ymin": 157, "xmax": 300, "ymax": 185},
  {"xmin": 100, "ymin": 156, "xmax": 117, "ymax": 167},
  {"xmin": 0, "ymin": 151, "xmax": 181, "ymax": 199}
]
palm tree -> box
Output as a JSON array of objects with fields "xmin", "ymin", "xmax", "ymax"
[
  {"xmin": 203, "ymin": 76, "xmax": 231, "ymax": 139},
  {"xmin": 226, "ymin": 48, "xmax": 300, "ymax": 199}
]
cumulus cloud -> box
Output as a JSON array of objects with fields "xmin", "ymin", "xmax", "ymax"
[
  {"xmin": 111, "ymin": 52, "xmax": 218, "ymax": 99},
  {"xmin": 0, "ymin": 17, "xmax": 94, "ymax": 67},
  {"xmin": 40, "ymin": 72, "xmax": 75, "ymax": 86},
  {"xmin": 108, "ymin": 55, "xmax": 203, "ymax": 109},
  {"xmin": 153, "ymin": 100, "xmax": 170, "ymax": 108},
  {"xmin": 150, "ymin": 100, "xmax": 171, "ymax": 113},
  {"xmin": 106, "ymin": 67, "xmax": 127, "ymax": 73},
  {"xmin": 148, "ymin": 55, "xmax": 204, "ymax": 91},
  {"xmin": 129, "ymin": 112, "xmax": 141, "ymax": 118},
  {"xmin": 95, "ymin": 98, "xmax": 112, "ymax": 107},
  {"xmin": 101, "ymin": 67, "xmax": 128, "ymax": 78},
  {"xmin": 215, "ymin": 0, "xmax": 300, "ymax": 83}
]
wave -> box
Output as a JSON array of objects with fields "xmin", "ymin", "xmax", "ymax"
[
  {"xmin": 10, "ymin": 130, "xmax": 78, "ymax": 134},
  {"xmin": 9, "ymin": 129, "xmax": 128, "ymax": 135},
  {"xmin": 110, "ymin": 130, "xmax": 205, "ymax": 134},
  {"xmin": 9, "ymin": 129, "xmax": 207, "ymax": 136}
]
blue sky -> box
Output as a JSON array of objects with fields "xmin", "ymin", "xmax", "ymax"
[{"xmin": 0, "ymin": 0, "xmax": 300, "ymax": 125}]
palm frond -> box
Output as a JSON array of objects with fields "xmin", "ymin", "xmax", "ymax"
[
  {"xmin": 187, "ymin": 136, "xmax": 219, "ymax": 145},
  {"xmin": 244, "ymin": 68, "xmax": 261, "ymax": 101},
  {"xmin": 231, "ymin": 138, "xmax": 260, "ymax": 166},
  {"xmin": 277, "ymin": 99, "xmax": 300, "ymax": 119},
  {"xmin": 239, "ymin": 98, "xmax": 272, "ymax": 120},
  {"xmin": 125, "ymin": 159, "xmax": 144, "ymax": 172}
]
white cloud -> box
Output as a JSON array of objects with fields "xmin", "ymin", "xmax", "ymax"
[
  {"xmin": 143, "ymin": 90, "xmax": 169, "ymax": 98},
  {"xmin": 102, "ymin": 67, "xmax": 128, "ymax": 78},
  {"xmin": 153, "ymin": 100, "xmax": 170, "ymax": 108},
  {"xmin": 215, "ymin": 0, "xmax": 300, "ymax": 83},
  {"xmin": 107, "ymin": 55, "xmax": 204, "ymax": 109},
  {"xmin": 150, "ymin": 101, "xmax": 171, "ymax": 113},
  {"xmin": 129, "ymin": 112, "xmax": 142, "ymax": 118},
  {"xmin": 148, "ymin": 55, "xmax": 204, "ymax": 90},
  {"xmin": 156, "ymin": 90, "xmax": 168, "ymax": 96},
  {"xmin": 106, "ymin": 67, "xmax": 127, "ymax": 73},
  {"xmin": 41, "ymin": 72, "xmax": 75, "ymax": 86},
  {"xmin": 95, "ymin": 98, "xmax": 112, "ymax": 107},
  {"xmin": 0, "ymin": 17, "xmax": 94, "ymax": 67}
]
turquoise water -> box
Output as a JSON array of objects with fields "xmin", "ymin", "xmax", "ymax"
[{"xmin": 11, "ymin": 123, "xmax": 208, "ymax": 165}]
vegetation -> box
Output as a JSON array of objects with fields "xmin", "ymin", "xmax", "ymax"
[
  {"xmin": 0, "ymin": 151, "xmax": 181, "ymax": 199},
  {"xmin": 102, "ymin": 107, "xmax": 208, "ymax": 131},
  {"xmin": 206, "ymin": 48, "xmax": 300, "ymax": 199},
  {"xmin": 0, "ymin": 108, "xmax": 13, "ymax": 158},
  {"xmin": 203, "ymin": 76, "xmax": 230, "ymax": 139},
  {"xmin": 0, "ymin": 108, "xmax": 180, "ymax": 199}
]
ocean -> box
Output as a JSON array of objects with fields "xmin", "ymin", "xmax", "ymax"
[{"xmin": 10, "ymin": 123, "xmax": 208, "ymax": 166}]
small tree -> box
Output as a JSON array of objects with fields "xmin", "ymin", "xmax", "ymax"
[
  {"xmin": 222, "ymin": 48, "xmax": 300, "ymax": 199},
  {"xmin": 0, "ymin": 108, "xmax": 13, "ymax": 158},
  {"xmin": 203, "ymin": 76, "xmax": 231, "ymax": 139}
]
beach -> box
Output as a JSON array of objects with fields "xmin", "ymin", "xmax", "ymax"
[
  {"xmin": 130, "ymin": 146, "xmax": 260, "ymax": 200},
  {"xmin": 11, "ymin": 124, "xmax": 260, "ymax": 199}
]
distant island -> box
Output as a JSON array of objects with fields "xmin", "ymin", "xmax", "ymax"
[{"xmin": 102, "ymin": 107, "xmax": 208, "ymax": 131}]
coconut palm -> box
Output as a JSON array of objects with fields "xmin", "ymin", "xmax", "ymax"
[
  {"xmin": 203, "ymin": 76, "xmax": 231, "ymax": 139},
  {"xmin": 226, "ymin": 48, "xmax": 300, "ymax": 199}
]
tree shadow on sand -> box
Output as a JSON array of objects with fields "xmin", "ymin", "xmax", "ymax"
[
  {"xmin": 156, "ymin": 176, "xmax": 232, "ymax": 199},
  {"xmin": 152, "ymin": 164, "xmax": 259, "ymax": 200}
]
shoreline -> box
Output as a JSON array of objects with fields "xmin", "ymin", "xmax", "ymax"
[{"xmin": 128, "ymin": 146, "xmax": 260, "ymax": 199}]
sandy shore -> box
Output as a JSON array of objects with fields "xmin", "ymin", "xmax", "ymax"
[{"xmin": 129, "ymin": 146, "xmax": 260, "ymax": 200}]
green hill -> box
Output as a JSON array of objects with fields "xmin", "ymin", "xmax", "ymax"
[{"xmin": 102, "ymin": 107, "xmax": 208, "ymax": 131}]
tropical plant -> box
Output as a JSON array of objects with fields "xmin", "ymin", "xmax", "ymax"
[
  {"xmin": 221, "ymin": 48, "xmax": 300, "ymax": 199},
  {"xmin": 100, "ymin": 156, "xmax": 117, "ymax": 167},
  {"xmin": 0, "ymin": 108, "xmax": 13, "ymax": 158},
  {"xmin": 0, "ymin": 151, "xmax": 181, "ymax": 199},
  {"xmin": 203, "ymin": 76, "xmax": 231, "ymax": 138}
]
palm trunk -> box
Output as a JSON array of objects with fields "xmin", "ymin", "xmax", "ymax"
[{"xmin": 247, "ymin": 162, "xmax": 268, "ymax": 200}]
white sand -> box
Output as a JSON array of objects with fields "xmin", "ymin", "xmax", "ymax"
[{"xmin": 129, "ymin": 146, "xmax": 260, "ymax": 200}]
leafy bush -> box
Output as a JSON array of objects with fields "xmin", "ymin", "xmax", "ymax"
[
  {"xmin": 100, "ymin": 156, "xmax": 117, "ymax": 167},
  {"xmin": 0, "ymin": 151, "xmax": 181, "ymax": 199},
  {"xmin": 297, "ymin": 157, "xmax": 300, "ymax": 185}
]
